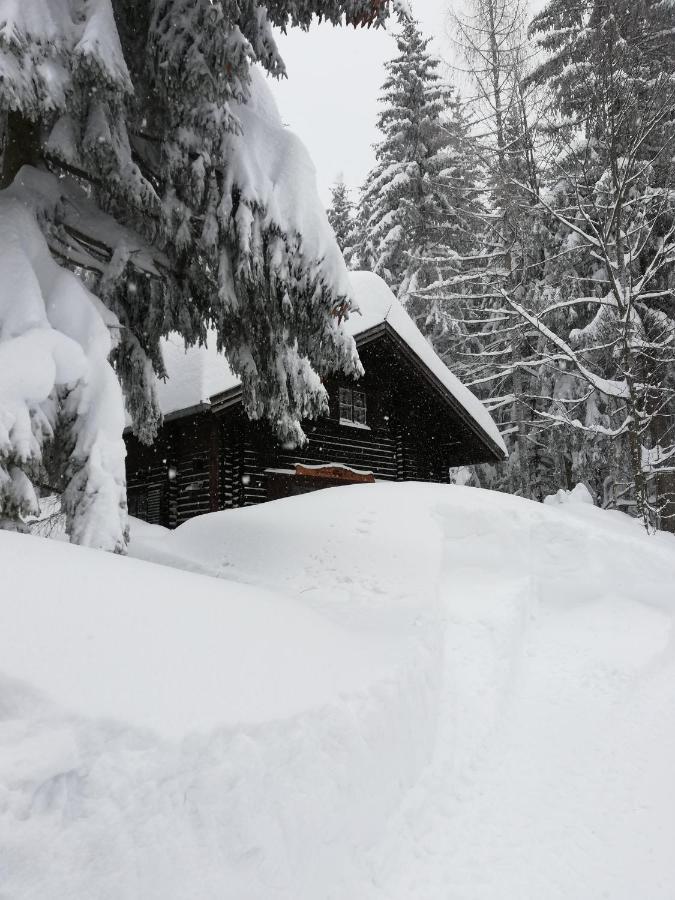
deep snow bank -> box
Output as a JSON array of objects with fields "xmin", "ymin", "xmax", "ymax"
[
  {"xmin": 2, "ymin": 484, "xmax": 675, "ymax": 899},
  {"xmin": 0, "ymin": 485, "xmax": 444, "ymax": 899}
]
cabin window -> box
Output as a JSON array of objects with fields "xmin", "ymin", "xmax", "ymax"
[{"xmin": 339, "ymin": 387, "xmax": 367, "ymax": 426}]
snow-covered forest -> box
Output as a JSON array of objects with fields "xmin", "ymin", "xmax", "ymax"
[
  {"xmin": 1, "ymin": 2, "xmax": 674, "ymax": 898},
  {"xmin": 329, "ymin": 0, "xmax": 675, "ymax": 531},
  {"xmin": 0, "ymin": 0, "xmax": 672, "ymax": 544}
]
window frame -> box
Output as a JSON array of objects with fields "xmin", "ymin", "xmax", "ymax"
[
  {"xmin": 352, "ymin": 390, "xmax": 367, "ymax": 425},
  {"xmin": 338, "ymin": 386, "xmax": 368, "ymax": 427}
]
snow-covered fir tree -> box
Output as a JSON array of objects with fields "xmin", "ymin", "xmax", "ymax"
[
  {"xmin": 0, "ymin": 0, "xmax": 403, "ymax": 550},
  {"xmin": 356, "ymin": 19, "xmax": 462, "ymax": 304},
  {"xmin": 403, "ymin": 95, "xmax": 485, "ymax": 360},
  {"xmin": 327, "ymin": 179, "xmax": 357, "ymax": 267}
]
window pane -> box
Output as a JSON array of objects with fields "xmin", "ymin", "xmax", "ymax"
[
  {"xmin": 339, "ymin": 387, "xmax": 353, "ymax": 421},
  {"xmin": 352, "ymin": 391, "xmax": 367, "ymax": 425}
]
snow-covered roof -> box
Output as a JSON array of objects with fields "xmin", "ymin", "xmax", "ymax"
[
  {"xmin": 156, "ymin": 271, "xmax": 507, "ymax": 457},
  {"xmin": 155, "ymin": 333, "xmax": 238, "ymax": 418}
]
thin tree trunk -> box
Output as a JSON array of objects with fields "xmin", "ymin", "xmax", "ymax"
[
  {"xmin": 512, "ymin": 363, "xmax": 530, "ymax": 496},
  {"xmin": 486, "ymin": 0, "xmax": 506, "ymax": 163}
]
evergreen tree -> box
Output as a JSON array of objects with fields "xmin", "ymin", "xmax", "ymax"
[
  {"xmin": 327, "ymin": 179, "xmax": 357, "ymax": 266},
  {"xmin": 404, "ymin": 94, "xmax": 486, "ymax": 360},
  {"xmin": 357, "ymin": 19, "xmax": 460, "ymax": 303},
  {"xmin": 0, "ymin": 0, "xmax": 402, "ymax": 550}
]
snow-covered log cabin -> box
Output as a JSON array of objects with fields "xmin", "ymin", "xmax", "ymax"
[{"xmin": 125, "ymin": 272, "xmax": 507, "ymax": 526}]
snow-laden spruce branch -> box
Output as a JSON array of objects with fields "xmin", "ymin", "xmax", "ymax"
[{"xmin": 0, "ymin": 0, "xmax": 405, "ymax": 550}]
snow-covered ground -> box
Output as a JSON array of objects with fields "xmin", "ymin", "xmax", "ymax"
[{"xmin": 1, "ymin": 484, "xmax": 674, "ymax": 898}]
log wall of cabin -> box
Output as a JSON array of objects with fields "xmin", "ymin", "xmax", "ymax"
[
  {"xmin": 171, "ymin": 415, "xmax": 214, "ymax": 524},
  {"xmin": 237, "ymin": 414, "xmax": 399, "ymax": 506},
  {"xmin": 125, "ymin": 428, "xmax": 173, "ymax": 526},
  {"xmin": 126, "ymin": 412, "xmax": 215, "ymax": 527}
]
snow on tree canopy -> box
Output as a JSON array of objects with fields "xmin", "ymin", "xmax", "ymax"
[
  {"xmin": 156, "ymin": 270, "xmax": 507, "ymax": 456},
  {"xmin": 224, "ymin": 67, "xmax": 351, "ymax": 297},
  {"xmin": 0, "ymin": 0, "xmax": 404, "ymax": 548}
]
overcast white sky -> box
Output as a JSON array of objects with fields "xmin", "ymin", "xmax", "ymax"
[{"xmin": 267, "ymin": 1, "xmax": 456, "ymax": 205}]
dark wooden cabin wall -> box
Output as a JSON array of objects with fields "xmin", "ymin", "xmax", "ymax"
[
  {"xmin": 215, "ymin": 412, "xmax": 395, "ymax": 509},
  {"xmin": 356, "ymin": 336, "xmax": 458, "ymax": 481},
  {"xmin": 371, "ymin": 337, "xmax": 489, "ymax": 470},
  {"xmin": 126, "ymin": 413, "xmax": 214, "ymax": 527},
  {"xmin": 219, "ymin": 420, "xmax": 239, "ymax": 510},
  {"xmin": 255, "ymin": 419, "xmax": 398, "ymax": 480},
  {"xmin": 214, "ymin": 335, "xmax": 458, "ymax": 510},
  {"xmin": 399, "ymin": 431, "xmax": 440, "ymax": 482},
  {"xmin": 265, "ymin": 421, "xmax": 396, "ymax": 500},
  {"xmin": 125, "ymin": 430, "xmax": 172, "ymax": 526},
  {"xmin": 171, "ymin": 415, "xmax": 213, "ymax": 525},
  {"xmin": 125, "ymin": 331, "xmax": 481, "ymax": 527}
]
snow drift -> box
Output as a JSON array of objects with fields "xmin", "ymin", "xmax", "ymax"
[{"xmin": 1, "ymin": 484, "xmax": 675, "ymax": 899}]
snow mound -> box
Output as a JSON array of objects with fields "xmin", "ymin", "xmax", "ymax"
[
  {"xmin": 2, "ymin": 484, "xmax": 675, "ymax": 899},
  {"xmin": 0, "ymin": 533, "xmax": 411, "ymax": 737},
  {"xmin": 544, "ymin": 482, "xmax": 595, "ymax": 506}
]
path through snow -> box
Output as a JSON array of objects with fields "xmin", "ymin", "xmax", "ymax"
[{"xmin": 363, "ymin": 493, "xmax": 675, "ymax": 899}]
